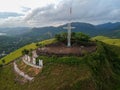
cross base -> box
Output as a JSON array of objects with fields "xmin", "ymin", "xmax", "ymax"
[
  {"xmin": 67, "ymin": 43, "xmax": 71, "ymax": 47},
  {"xmin": 63, "ymin": 23, "xmax": 75, "ymax": 47}
]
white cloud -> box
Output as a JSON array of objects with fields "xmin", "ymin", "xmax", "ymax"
[
  {"xmin": 0, "ymin": 12, "xmax": 24, "ymax": 18},
  {"xmin": 0, "ymin": 0, "xmax": 120, "ymax": 27},
  {"xmin": 0, "ymin": 16, "xmax": 28, "ymax": 27},
  {"xmin": 0, "ymin": 0, "xmax": 58, "ymax": 13},
  {"xmin": 21, "ymin": 7, "xmax": 31, "ymax": 12},
  {"xmin": 23, "ymin": 0, "xmax": 120, "ymax": 27}
]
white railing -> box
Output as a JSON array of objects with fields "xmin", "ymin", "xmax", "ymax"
[
  {"xmin": 13, "ymin": 62, "xmax": 34, "ymax": 81},
  {"xmin": 22, "ymin": 58, "xmax": 42, "ymax": 69}
]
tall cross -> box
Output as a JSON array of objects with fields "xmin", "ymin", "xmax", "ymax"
[{"xmin": 63, "ymin": 7, "xmax": 75, "ymax": 47}]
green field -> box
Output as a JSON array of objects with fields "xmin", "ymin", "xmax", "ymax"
[
  {"xmin": 92, "ymin": 36, "xmax": 120, "ymax": 46},
  {"xmin": 0, "ymin": 39, "xmax": 56, "ymax": 64}
]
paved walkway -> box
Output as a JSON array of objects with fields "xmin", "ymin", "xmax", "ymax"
[{"xmin": 13, "ymin": 62, "xmax": 34, "ymax": 81}]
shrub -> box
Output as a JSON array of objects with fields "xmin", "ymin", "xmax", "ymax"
[
  {"xmin": 22, "ymin": 49, "xmax": 29, "ymax": 55},
  {"xmin": 55, "ymin": 32, "xmax": 67, "ymax": 42},
  {"xmin": 2, "ymin": 59, "xmax": 5, "ymax": 64},
  {"xmin": 36, "ymin": 43, "xmax": 39, "ymax": 47},
  {"xmin": 55, "ymin": 32, "xmax": 90, "ymax": 44},
  {"xmin": 36, "ymin": 43, "xmax": 44, "ymax": 48},
  {"xmin": 74, "ymin": 32, "xmax": 90, "ymax": 42},
  {"xmin": 0, "ymin": 64, "xmax": 3, "ymax": 67}
]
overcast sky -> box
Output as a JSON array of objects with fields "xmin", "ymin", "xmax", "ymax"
[{"xmin": 0, "ymin": 0, "xmax": 120, "ymax": 27}]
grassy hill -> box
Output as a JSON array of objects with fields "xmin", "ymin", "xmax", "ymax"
[
  {"xmin": 1, "ymin": 35, "xmax": 120, "ymax": 65},
  {"xmin": 0, "ymin": 36, "xmax": 120, "ymax": 90},
  {"xmin": 92, "ymin": 36, "xmax": 120, "ymax": 47},
  {"xmin": 0, "ymin": 39, "xmax": 56, "ymax": 64}
]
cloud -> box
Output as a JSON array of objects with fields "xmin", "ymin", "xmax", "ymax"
[
  {"xmin": 0, "ymin": 0, "xmax": 120, "ymax": 27},
  {"xmin": 0, "ymin": 16, "xmax": 29, "ymax": 27},
  {"xmin": 21, "ymin": 7, "xmax": 31, "ymax": 12},
  {"xmin": 23, "ymin": 0, "xmax": 120, "ymax": 27},
  {"xmin": 0, "ymin": 12, "xmax": 24, "ymax": 19}
]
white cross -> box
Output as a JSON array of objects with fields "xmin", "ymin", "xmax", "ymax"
[{"xmin": 63, "ymin": 23, "xmax": 75, "ymax": 47}]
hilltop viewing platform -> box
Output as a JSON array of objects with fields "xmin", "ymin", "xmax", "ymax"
[
  {"xmin": 37, "ymin": 42, "xmax": 97, "ymax": 56},
  {"xmin": 36, "ymin": 32, "xmax": 97, "ymax": 56}
]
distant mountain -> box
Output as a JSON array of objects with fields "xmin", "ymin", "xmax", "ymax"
[
  {"xmin": 95, "ymin": 22, "xmax": 120, "ymax": 38},
  {"xmin": 0, "ymin": 22, "xmax": 120, "ymax": 38},
  {"xmin": 0, "ymin": 22, "xmax": 120, "ymax": 56},
  {"xmin": 0, "ymin": 27, "xmax": 31, "ymax": 36},
  {"xmin": 21, "ymin": 22, "xmax": 120, "ymax": 39},
  {"xmin": 96, "ymin": 22, "xmax": 120, "ymax": 30}
]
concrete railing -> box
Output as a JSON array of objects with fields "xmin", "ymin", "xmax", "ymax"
[
  {"xmin": 22, "ymin": 59, "xmax": 42, "ymax": 69},
  {"xmin": 13, "ymin": 62, "xmax": 34, "ymax": 81}
]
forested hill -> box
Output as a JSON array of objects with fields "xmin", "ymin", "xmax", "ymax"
[
  {"xmin": 0, "ymin": 22, "xmax": 120, "ymax": 38},
  {"xmin": 21, "ymin": 22, "xmax": 120, "ymax": 39}
]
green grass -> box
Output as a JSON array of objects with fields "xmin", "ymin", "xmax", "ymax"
[
  {"xmin": 1, "ymin": 35, "xmax": 119, "ymax": 65},
  {"xmin": 0, "ymin": 41, "xmax": 120, "ymax": 90},
  {"xmin": 92, "ymin": 36, "xmax": 109, "ymax": 40},
  {"xmin": 0, "ymin": 39, "xmax": 56, "ymax": 64},
  {"xmin": 39, "ymin": 38, "xmax": 57, "ymax": 45},
  {"xmin": 0, "ymin": 36, "xmax": 120, "ymax": 90},
  {"xmin": 92, "ymin": 36, "xmax": 120, "ymax": 47},
  {"xmin": 0, "ymin": 63, "xmax": 92, "ymax": 90}
]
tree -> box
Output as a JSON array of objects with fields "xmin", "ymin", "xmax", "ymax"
[
  {"xmin": 55, "ymin": 32, "xmax": 90, "ymax": 43},
  {"xmin": 22, "ymin": 49, "xmax": 29, "ymax": 55},
  {"xmin": 74, "ymin": 32, "xmax": 90, "ymax": 43},
  {"xmin": 36, "ymin": 43, "xmax": 39, "ymax": 47},
  {"xmin": 36, "ymin": 43, "xmax": 44, "ymax": 48},
  {"xmin": 55, "ymin": 32, "xmax": 67, "ymax": 42},
  {"xmin": 0, "ymin": 64, "xmax": 3, "ymax": 67},
  {"xmin": 55, "ymin": 34, "xmax": 61, "ymax": 41},
  {"xmin": 2, "ymin": 59, "xmax": 5, "ymax": 64}
]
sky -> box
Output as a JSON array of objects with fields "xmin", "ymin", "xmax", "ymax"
[{"xmin": 0, "ymin": 0, "xmax": 120, "ymax": 27}]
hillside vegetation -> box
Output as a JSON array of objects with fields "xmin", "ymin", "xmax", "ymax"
[
  {"xmin": 92, "ymin": 36, "xmax": 120, "ymax": 47},
  {"xmin": 0, "ymin": 39, "xmax": 56, "ymax": 64},
  {"xmin": 0, "ymin": 36, "xmax": 120, "ymax": 90},
  {"xmin": 0, "ymin": 36, "xmax": 120, "ymax": 64},
  {"xmin": 1, "ymin": 36, "xmax": 120, "ymax": 65}
]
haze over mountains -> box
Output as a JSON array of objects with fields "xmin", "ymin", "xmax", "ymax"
[
  {"xmin": 0, "ymin": 27, "xmax": 30, "ymax": 36},
  {"xmin": 1, "ymin": 22, "xmax": 120, "ymax": 37}
]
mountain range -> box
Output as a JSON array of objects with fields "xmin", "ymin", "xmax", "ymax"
[
  {"xmin": 0, "ymin": 22, "xmax": 120, "ymax": 57},
  {"xmin": 0, "ymin": 22, "xmax": 120, "ymax": 38},
  {"xmin": 16, "ymin": 22, "xmax": 120, "ymax": 38}
]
